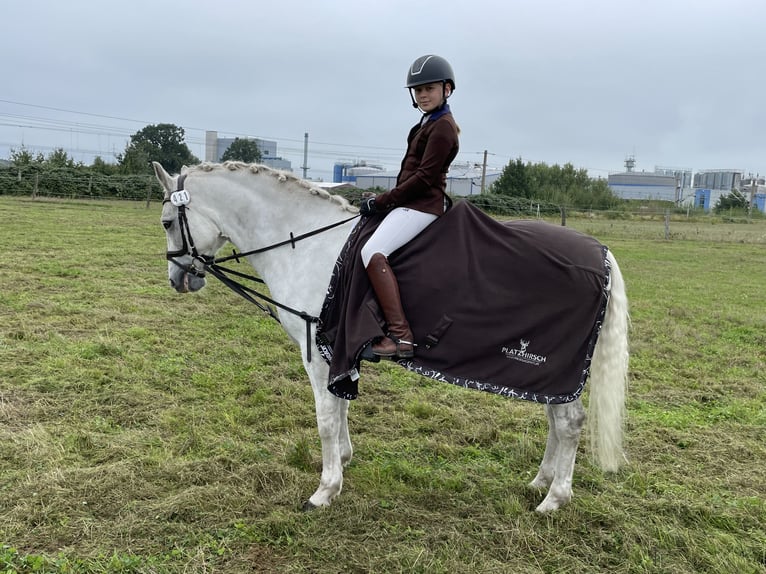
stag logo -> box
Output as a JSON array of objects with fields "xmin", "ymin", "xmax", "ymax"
[{"xmin": 501, "ymin": 338, "xmax": 548, "ymax": 366}]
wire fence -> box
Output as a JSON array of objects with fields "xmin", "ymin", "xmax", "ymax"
[
  {"xmin": 2, "ymin": 169, "xmax": 764, "ymax": 243},
  {"xmin": 0, "ymin": 169, "xmax": 162, "ymax": 203}
]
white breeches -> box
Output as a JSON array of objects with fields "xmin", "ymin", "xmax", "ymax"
[{"xmin": 360, "ymin": 207, "xmax": 438, "ymax": 267}]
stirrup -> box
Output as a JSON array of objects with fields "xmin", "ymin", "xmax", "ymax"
[
  {"xmin": 392, "ymin": 337, "xmax": 417, "ymax": 359},
  {"xmin": 394, "ymin": 340, "xmax": 416, "ymax": 359}
]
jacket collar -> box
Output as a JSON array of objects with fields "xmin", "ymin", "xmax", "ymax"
[{"xmin": 421, "ymin": 103, "xmax": 451, "ymax": 125}]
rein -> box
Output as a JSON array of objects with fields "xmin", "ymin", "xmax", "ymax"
[{"xmin": 163, "ymin": 175, "xmax": 360, "ymax": 362}]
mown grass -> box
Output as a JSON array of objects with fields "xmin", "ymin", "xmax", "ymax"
[{"xmin": 0, "ymin": 196, "xmax": 764, "ymax": 573}]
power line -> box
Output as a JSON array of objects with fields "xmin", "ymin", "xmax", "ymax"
[
  {"xmin": 0, "ymin": 99, "xmax": 154, "ymax": 127},
  {"xmin": 0, "ymin": 98, "xmax": 515, "ymax": 172},
  {"xmin": 0, "ymin": 99, "xmax": 410, "ymax": 155}
]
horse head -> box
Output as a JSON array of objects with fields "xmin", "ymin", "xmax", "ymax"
[{"xmin": 153, "ymin": 161, "xmax": 227, "ymax": 293}]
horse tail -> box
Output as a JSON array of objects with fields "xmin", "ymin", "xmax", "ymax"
[{"xmin": 587, "ymin": 250, "xmax": 629, "ymax": 472}]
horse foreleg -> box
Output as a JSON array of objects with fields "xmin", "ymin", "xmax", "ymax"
[
  {"xmin": 303, "ymin": 388, "xmax": 346, "ymax": 509},
  {"xmin": 338, "ymin": 398, "xmax": 353, "ymax": 467},
  {"xmin": 302, "ymin": 358, "xmax": 350, "ymax": 509},
  {"xmin": 534, "ymin": 400, "xmax": 586, "ymax": 513}
]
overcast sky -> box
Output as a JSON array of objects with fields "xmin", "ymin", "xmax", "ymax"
[{"xmin": 2, "ymin": 0, "xmax": 765, "ymax": 181}]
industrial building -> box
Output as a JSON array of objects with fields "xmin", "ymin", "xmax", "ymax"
[
  {"xmin": 204, "ymin": 131, "xmax": 292, "ymax": 171},
  {"xmin": 691, "ymin": 169, "xmax": 743, "ymax": 211},
  {"xmin": 737, "ymin": 175, "xmax": 766, "ymax": 213},
  {"xmin": 332, "ymin": 161, "xmax": 385, "ymax": 183},
  {"xmin": 607, "ymin": 156, "xmax": 691, "ymax": 202},
  {"xmin": 692, "ymin": 171, "xmax": 766, "ymax": 213},
  {"xmin": 607, "ymin": 160, "xmax": 765, "ymax": 213},
  {"xmin": 608, "ymin": 171, "xmax": 678, "ymax": 201},
  {"xmin": 352, "ymin": 161, "xmax": 502, "ymax": 196}
]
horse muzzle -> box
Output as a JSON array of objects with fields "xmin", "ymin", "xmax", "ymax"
[
  {"xmin": 170, "ymin": 272, "xmax": 206, "ymax": 293},
  {"xmin": 168, "ymin": 257, "xmax": 207, "ymax": 293}
]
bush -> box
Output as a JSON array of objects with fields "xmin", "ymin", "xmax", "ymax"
[{"xmin": 0, "ymin": 166, "xmax": 163, "ymax": 201}]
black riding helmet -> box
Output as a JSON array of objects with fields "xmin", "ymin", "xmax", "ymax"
[{"xmin": 406, "ymin": 54, "xmax": 455, "ymax": 110}]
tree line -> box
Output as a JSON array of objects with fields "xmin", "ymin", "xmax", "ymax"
[
  {"xmin": 469, "ymin": 157, "xmax": 621, "ymax": 215},
  {"xmin": 4, "ymin": 122, "xmax": 749, "ymax": 215},
  {"xmin": 0, "ymin": 124, "xmax": 262, "ymax": 201}
]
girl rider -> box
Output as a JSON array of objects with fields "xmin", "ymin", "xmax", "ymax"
[{"xmin": 359, "ymin": 54, "xmax": 460, "ymax": 359}]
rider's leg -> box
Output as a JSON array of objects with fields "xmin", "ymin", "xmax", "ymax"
[
  {"xmin": 360, "ymin": 208, "xmax": 437, "ymax": 358},
  {"xmin": 366, "ymin": 253, "xmax": 414, "ymax": 358}
]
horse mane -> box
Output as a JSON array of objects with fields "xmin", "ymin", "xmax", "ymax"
[{"xmin": 184, "ymin": 161, "xmax": 358, "ymax": 214}]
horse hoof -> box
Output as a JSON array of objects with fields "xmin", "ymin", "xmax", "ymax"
[
  {"xmin": 535, "ymin": 500, "xmax": 560, "ymax": 513},
  {"xmin": 301, "ymin": 500, "xmax": 318, "ymax": 512},
  {"xmin": 528, "ymin": 477, "xmax": 551, "ymax": 490}
]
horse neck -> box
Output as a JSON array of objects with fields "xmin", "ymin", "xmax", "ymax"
[{"xmin": 199, "ymin": 170, "xmax": 353, "ymax": 314}]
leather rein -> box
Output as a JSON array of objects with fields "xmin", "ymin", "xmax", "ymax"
[{"xmin": 162, "ymin": 174, "xmax": 360, "ymax": 362}]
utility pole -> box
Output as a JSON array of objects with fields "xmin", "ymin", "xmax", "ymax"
[
  {"xmin": 301, "ymin": 132, "xmax": 309, "ymax": 179},
  {"xmin": 749, "ymin": 173, "xmax": 757, "ymax": 213},
  {"xmin": 480, "ymin": 149, "xmax": 488, "ymax": 194}
]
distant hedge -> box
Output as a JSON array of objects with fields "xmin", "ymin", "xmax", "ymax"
[{"xmin": 0, "ymin": 167, "xmax": 163, "ymax": 201}]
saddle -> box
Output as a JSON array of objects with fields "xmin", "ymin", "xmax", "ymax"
[{"xmin": 316, "ymin": 201, "xmax": 611, "ymax": 404}]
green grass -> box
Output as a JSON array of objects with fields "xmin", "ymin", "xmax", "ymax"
[{"xmin": 1, "ymin": 196, "xmax": 764, "ymax": 573}]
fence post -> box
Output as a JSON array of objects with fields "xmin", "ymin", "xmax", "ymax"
[
  {"xmin": 32, "ymin": 173, "xmax": 38, "ymax": 200},
  {"xmin": 664, "ymin": 209, "xmax": 670, "ymax": 240},
  {"xmin": 560, "ymin": 206, "xmax": 567, "ymax": 226},
  {"xmin": 145, "ymin": 178, "xmax": 152, "ymax": 209}
]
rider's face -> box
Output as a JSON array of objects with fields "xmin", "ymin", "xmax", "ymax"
[{"xmin": 413, "ymin": 82, "xmax": 450, "ymax": 113}]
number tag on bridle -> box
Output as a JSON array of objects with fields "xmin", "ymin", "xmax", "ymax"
[{"xmin": 170, "ymin": 190, "xmax": 190, "ymax": 206}]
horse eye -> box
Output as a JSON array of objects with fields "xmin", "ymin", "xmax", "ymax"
[{"xmin": 162, "ymin": 220, "xmax": 172, "ymax": 230}]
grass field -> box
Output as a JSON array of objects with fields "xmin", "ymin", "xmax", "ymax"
[{"xmin": 0, "ymin": 196, "xmax": 764, "ymax": 573}]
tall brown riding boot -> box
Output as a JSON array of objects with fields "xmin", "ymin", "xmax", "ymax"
[{"xmin": 366, "ymin": 253, "xmax": 415, "ymax": 359}]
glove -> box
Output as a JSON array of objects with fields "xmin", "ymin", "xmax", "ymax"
[{"xmin": 359, "ymin": 196, "xmax": 378, "ymax": 216}]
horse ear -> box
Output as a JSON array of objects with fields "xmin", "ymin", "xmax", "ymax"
[{"xmin": 152, "ymin": 161, "xmax": 174, "ymax": 192}]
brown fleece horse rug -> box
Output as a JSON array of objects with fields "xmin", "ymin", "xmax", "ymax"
[{"xmin": 316, "ymin": 201, "xmax": 611, "ymax": 404}]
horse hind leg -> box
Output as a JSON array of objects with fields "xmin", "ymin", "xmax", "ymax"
[
  {"xmin": 534, "ymin": 400, "xmax": 586, "ymax": 513},
  {"xmin": 529, "ymin": 404, "xmax": 558, "ymax": 490}
]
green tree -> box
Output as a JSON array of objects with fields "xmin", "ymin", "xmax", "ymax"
[
  {"xmin": 490, "ymin": 157, "xmax": 619, "ymax": 210},
  {"xmin": 10, "ymin": 146, "xmax": 44, "ymax": 166},
  {"xmin": 491, "ymin": 157, "xmax": 530, "ymax": 197},
  {"xmin": 715, "ymin": 189, "xmax": 749, "ymax": 213},
  {"xmin": 118, "ymin": 123, "xmax": 199, "ymax": 174},
  {"xmin": 91, "ymin": 156, "xmax": 118, "ymax": 175},
  {"xmin": 47, "ymin": 148, "xmax": 78, "ymax": 168},
  {"xmin": 221, "ymin": 137, "xmax": 262, "ymax": 163}
]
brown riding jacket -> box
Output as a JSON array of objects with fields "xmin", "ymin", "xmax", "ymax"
[{"xmin": 373, "ymin": 107, "xmax": 459, "ymax": 216}]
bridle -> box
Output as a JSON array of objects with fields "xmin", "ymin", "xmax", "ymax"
[
  {"xmin": 163, "ymin": 174, "xmax": 208, "ymax": 274},
  {"xmin": 162, "ymin": 174, "xmax": 360, "ymax": 362}
]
